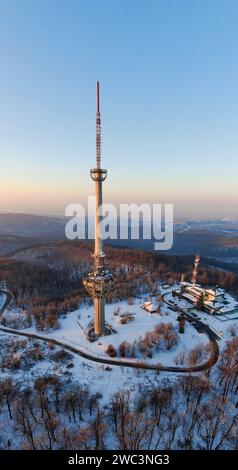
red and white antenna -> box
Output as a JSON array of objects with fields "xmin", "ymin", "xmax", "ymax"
[
  {"xmin": 96, "ymin": 81, "xmax": 101, "ymax": 169},
  {"xmin": 191, "ymin": 254, "xmax": 200, "ymax": 285}
]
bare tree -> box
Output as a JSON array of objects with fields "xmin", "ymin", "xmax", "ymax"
[
  {"xmin": 75, "ymin": 385, "xmax": 89, "ymax": 421},
  {"xmin": 117, "ymin": 412, "xmax": 155, "ymax": 450},
  {"xmin": 15, "ymin": 394, "xmax": 37, "ymax": 450},
  {"xmin": 91, "ymin": 410, "xmax": 107, "ymax": 450},
  {"xmin": 74, "ymin": 426, "xmax": 94, "ymax": 450},
  {"xmin": 149, "ymin": 387, "xmax": 173, "ymax": 425},
  {"xmin": 48, "ymin": 376, "xmax": 61, "ymax": 414},
  {"xmin": 38, "ymin": 411, "xmax": 58, "ymax": 450},
  {"xmin": 108, "ymin": 390, "xmax": 130, "ymax": 435},
  {"xmin": 198, "ymin": 392, "xmax": 233, "ymax": 450},
  {"xmin": 0, "ymin": 378, "xmax": 17, "ymax": 420}
]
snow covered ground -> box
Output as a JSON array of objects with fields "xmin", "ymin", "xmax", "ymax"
[
  {"xmin": 1, "ymin": 282, "xmax": 237, "ymax": 449},
  {"xmin": 0, "ymin": 294, "xmax": 212, "ymax": 403},
  {"xmin": 1, "ymin": 287, "xmax": 237, "ymax": 406},
  {"xmin": 0, "ymin": 293, "xmax": 210, "ymax": 405},
  {"xmin": 39, "ymin": 298, "xmax": 209, "ymax": 366},
  {"xmin": 0, "ymin": 331, "xmax": 174, "ymax": 408}
]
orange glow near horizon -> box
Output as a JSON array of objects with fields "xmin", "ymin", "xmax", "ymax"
[{"xmin": 1, "ymin": 178, "xmax": 237, "ymax": 217}]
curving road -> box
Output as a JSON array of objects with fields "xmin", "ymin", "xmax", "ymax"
[
  {"xmin": 0, "ymin": 289, "xmax": 219, "ymax": 373},
  {"xmin": 0, "ymin": 290, "xmax": 12, "ymax": 315}
]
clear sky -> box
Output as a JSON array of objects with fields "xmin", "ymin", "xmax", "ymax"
[{"xmin": 0, "ymin": 0, "xmax": 237, "ymax": 218}]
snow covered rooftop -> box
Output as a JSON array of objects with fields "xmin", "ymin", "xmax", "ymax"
[
  {"xmin": 182, "ymin": 293, "xmax": 197, "ymax": 302},
  {"xmin": 142, "ymin": 301, "xmax": 157, "ymax": 313}
]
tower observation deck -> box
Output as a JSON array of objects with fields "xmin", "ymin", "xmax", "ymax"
[{"xmin": 83, "ymin": 82, "xmax": 114, "ymax": 337}]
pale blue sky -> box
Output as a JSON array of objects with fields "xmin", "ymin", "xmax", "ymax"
[{"xmin": 0, "ymin": 0, "xmax": 237, "ymax": 217}]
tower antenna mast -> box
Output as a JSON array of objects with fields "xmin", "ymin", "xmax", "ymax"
[
  {"xmin": 191, "ymin": 254, "xmax": 200, "ymax": 285},
  {"xmin": 96, "ymin": 81, "xmax": 101, "ymax": 169}
]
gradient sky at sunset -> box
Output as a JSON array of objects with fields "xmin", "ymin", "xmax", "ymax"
[{"xmin": 0, "ymin": 0, "xmax": 238, "ymax": 218}]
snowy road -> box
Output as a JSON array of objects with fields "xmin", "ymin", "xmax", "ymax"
[{"xmin": 0, "ymin": 290, "xmax": 12, "ymax": 315}]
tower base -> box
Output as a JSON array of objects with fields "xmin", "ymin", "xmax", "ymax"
[{"xmin": 85, "ymin": 320, "xmax": 117, "ymax": 342}]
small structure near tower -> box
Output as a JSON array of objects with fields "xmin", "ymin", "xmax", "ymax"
[{"xmin": 142, "ymin": 301, "xmax": 158, "ymax": 314}]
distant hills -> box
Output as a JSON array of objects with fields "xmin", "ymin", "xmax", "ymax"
[
  {"xmin": 0, "ymin": 212, "xmax": 238, "ymax": 264},
  {"xmin": 0, "ymin": 213, "xmax": 66, "ymax": 238}
]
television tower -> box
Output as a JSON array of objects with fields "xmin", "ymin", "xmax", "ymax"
[
  {"xmin": 191, "ymin": 254, "xmax": 200, "ymax": 285},
  {"xmin": 83, "ymin": 82, "xmax": 114, "ymax": 337}
]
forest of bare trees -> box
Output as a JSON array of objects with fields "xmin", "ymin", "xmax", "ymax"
[{"xmin": 0, "ymin": 336, "xmax": 237, "ymax": 450}]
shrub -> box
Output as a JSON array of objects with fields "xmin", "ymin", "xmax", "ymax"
[{"xmin": 106, "ymin": 344, "xmax": 117, "ymax": 357}]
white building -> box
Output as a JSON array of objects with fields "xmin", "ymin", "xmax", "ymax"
[{"xmin": 174, "ymin": 282, "xmax": 226, "ymax": 315}]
